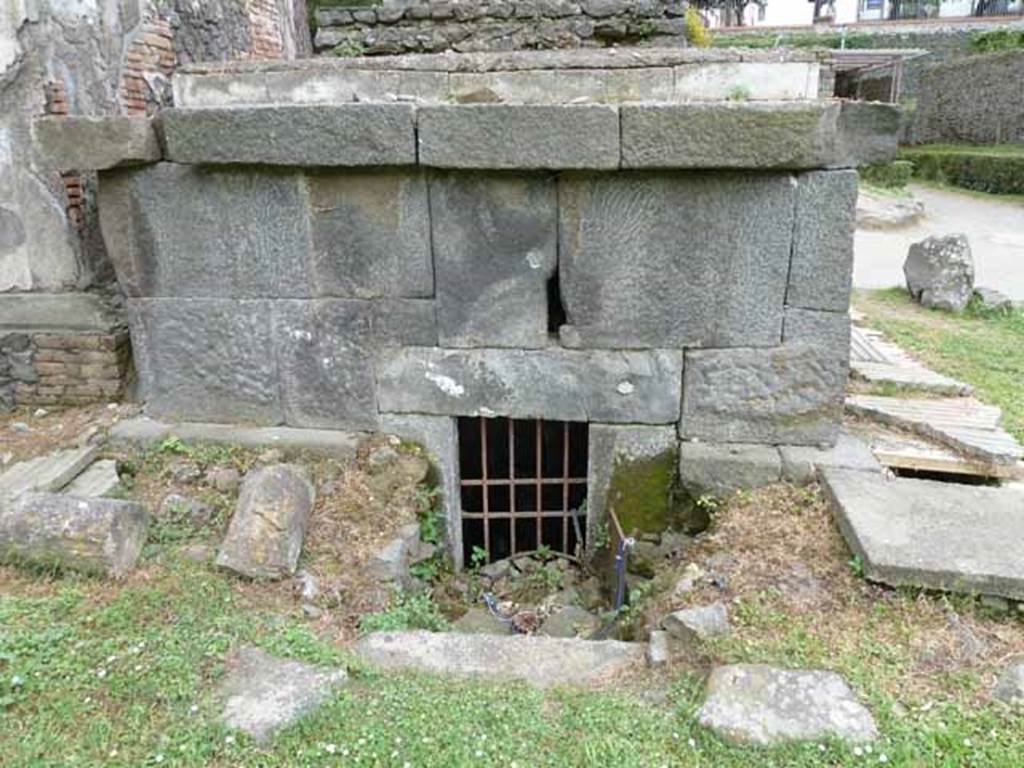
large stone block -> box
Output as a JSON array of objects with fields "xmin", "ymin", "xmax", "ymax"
[
  {"xmin": 587, "ymin": 424, "xmax": 680, "ymax": 538},
  {"xmin": 678, "ymin": 442, "xmax": 783, "ymax": 498},
  {"xmin": 782, "ymin": 307, "xmax": 850, "ymax": 353},
  {"xmin": 417, "ymin": 105, "xmax": 620, "ymax": 169},
  {"xmin": 448, "ymin": 68, "xmax": 674, "ymax": 104},
  {"xmin": 99, "ymin": 164, "xmax": 312, "ymax": 298},
  {"xmin": 128, "ymin": 299, "xmax": 283, "ymax": 425},
  {"xmin": 680, "ymin": 345, "xmax": 845, "ymax": 446},
  {"xmin": 672, "ymin": 62, "xmax": 819, "ymax": 101},
  {"xmin": 309, "ymin": 171, "xmax": 432, "ymax": 298},
  {"xmin": 33, "ymin": 116, "xmax": 161, "ymax": 171},
  {"xmin": 273, "ymin": 301, "xmax": 378, "ymax": 431},
  {"xmin": 372, "ymin": 299, "xmax": 438, "ymax": 346},
  {"xmin": 430, "ymin": 172, "xmax": 557, "ymax": 347},
  {"xmin": 377, "ymin": 347, "xmax": 683, "ymax": 424},
  {"xmin": 559, "ymin": 172, "xmax": 792, "ymax": 349},
  {"xmin": 161, "ymin": 104, "xmax": 417, "ymax": 166},
  {"xmin": 786, "ymin": 170, "xmax": 858, "ymax": 312},
  {"xmin": 0, "ymin": 293, "xmax": 120, "ymax": 332},
  {"xmin": 621, "ymin": 101, "xmax": 899, "ymax": 170}
]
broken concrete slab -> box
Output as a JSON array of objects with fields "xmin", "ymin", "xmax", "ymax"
[
  {"xmin": 0, "ymin": 445, "xmax": 99, "ymax": 499},
  {"xmin": 0, "ymin": 492, "xmax": 148, "ymax": 577},
  {"xmin": 845, "ymin": 394, "xmax": 1023, "ymax": 466},
  {"xmin": 33, "ymin": 116, "xmax": 162, "ymax": 171},
  {"xmin": 355, "ymin": 630, "xmax": 645, "ymax": 688},
  {"xmin": 62, "ymin": 459, "xmax": 121, "ymax": 497},
  {"xmin": 821, "ymin": 468, "xmax": 1024, "ymax": 600},
  {"xmin": 108, "ymin": 417, "xmax": 365, "ymax": 458},
  {"xmin": 216, "ymin": 464, "xmax": 316, "ymax": 580},
  {"xmin": 678, "ymin": 442, "xmax": 782, "ymax": 497},
  {"xmin": 779, "ymin": 432, "xmax": 881, "ymax": 485},
  {"xmin": 698, "ymin": 664, "xmax": 878, "ymax": 745},
  {"xmin": 219, "ymin": 645, "xmax": 347, "ymax": 744}
]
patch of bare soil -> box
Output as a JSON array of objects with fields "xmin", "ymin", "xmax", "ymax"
[
  {"xmin": 630, "ymin": 484, "xmax": 1024, "ymax": 705},
  {"xmin": 0, "ymin": 403, "xmax": 138, "ymax": 466}
]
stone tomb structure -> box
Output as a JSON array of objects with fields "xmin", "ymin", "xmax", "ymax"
[{"xmin": 38, "ymin": 49, "xmax": 900, "ymax": 567}]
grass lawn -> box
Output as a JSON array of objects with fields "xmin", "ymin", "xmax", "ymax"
[
  {"xmin": 854, "ymin": 288, "xmax": 1024, "ymax": 441},
  {"xmin": 4, "ymin": 478, "xmax": 1024, "ymax": 766}
]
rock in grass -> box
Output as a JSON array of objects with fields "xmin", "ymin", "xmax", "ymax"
[
  {"xmin": 0, "ymin": 492, "xmax": 148, "ymax": 577},
  {"xmin": 216, "ymin": 464, "xmax": 315, "ymax": 579},
  {"xmin": 993, "ymin": 662, "xmax": 1024, "ymax": 704},
  {"xmin": 219, "ymin": 645, "xmax": 347, "ymax": 743},
  {"xmin": 698, "ymin": 664, "xmax": 878, "ymax": 745},
  {"xmin": 661, "ymin": 602, "xmax": 730, "ymax": 643},
  {"xmin": 904, "ymin": 234, "xmax": 974, "ymax": 312}
]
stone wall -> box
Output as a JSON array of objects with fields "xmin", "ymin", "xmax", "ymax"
[
  {"xmin": 911, "ymin": 50, "xmax": 1024, "ymax": 144},
  {"xmin": 313, "ymin": 0, "xmax": 694, "ymax": 55},
  {"xmin": 0, "ymin": 0, "xmax": 307, "ymax": 410}
]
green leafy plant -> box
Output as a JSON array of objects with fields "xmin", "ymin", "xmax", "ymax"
[
  {"xmin": 725, "ymin": 84, "xmax": 751, "ymax": 102},
  {"xmin": 469, "ymin": 546, "xmax": 488, "ymax": 571},
  {"xmin": 359, "ymin": 593, "xmax": 450, "ymax": 633},
  {"xmin": 528, "ymin": 564, "xmax": 563, "ymax": 593},
  {"xmin": 848, "ymin": 554, "xmax": 865, "ymax": 579},
  {"xmin": 333, "ymin": 38, "xmax": 366, "ymax": 58}
]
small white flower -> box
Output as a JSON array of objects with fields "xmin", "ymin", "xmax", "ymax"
[
  {"xmin": 687, "ymin": 737, "xmax": 696, "ymax": 748},
  {"xmin": 475, "ymin": 750, "xmax": 484, "ymax": 757},
  {"xmin": 879, "ymin": 755, "xmax": 889, "ymax": 764},
  {"xmin": 10, "ymin": 675, "xmax": 23, "ymax": 687},
  {"xmin": 109, "ymin": 750, "xmax": 118, "ymax": 758},
  {"xmin": 819, "ymin": 744, "xmax": 826, "ymax": 752},
  {"xmin": 963, "ymin": 738, "xmax": 972, "ymax": 747},
  {"xmin": 866, "ymin": 745, "xmax": 873, "ymax": 754},
  {"xmin": 155, "ymin": 755, "xmax": 164, "ymax": 764},
  {"xmin": 324, "ymin": 743, "xmax": 337, "ymax": 754},
  {"xmin": 189, "ymin": 704, "xmax": 199, "ymax": 714},
  {"xmin": 854, "ymin": 746, "xmax": 864, "ymax": 757},
  {"xmin": 97, "ymin": 668, "xmax": 107, "ymax": 678},
  {"xmin": 224, "ymin": 735, "xmax": 235, "ymax": 744}
]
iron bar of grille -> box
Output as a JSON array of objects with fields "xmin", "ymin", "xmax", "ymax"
[
  {"xmin": 459, "ymin": 477, "xmax": 587, "ymax": 487},
  {"xmin": 535, "ymin": 418, "xmax": 542, "ymax": 551},
  {"xmin": 562, "ymin": 421, "xmax": 570, "ymax": 552},
  {"xmin": 481, "ymin": 416, "xmax": 489, "ymax": 559},
  {"xmin": 508, "ymin": 417, "xmax": 516, "ymax": 557}
]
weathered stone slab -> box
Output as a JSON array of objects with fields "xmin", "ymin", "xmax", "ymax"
[
  {"xmin": 417, "ymin": 105, "xmax": 619, "ymax": 169},
  {"xmin": 162, "ymin": 105, "xmax": 417, "ymax": 166},
  {"xmin": 272, "ymin": 300, "xmax": 378, "ymax": 431},
  {"xmin": 372, "ymin": 299, "xmax": 438, "ymax": 346},
  {"xmin": 822, "ymin": 468, "xmax": 1024, "ymax": 600},
  {"xmin": 782, "ymin": 307, "xmax": 851, "ymax": 352},
  {"xmin": 0, "ymin": 292, "xmax": 122, "ymax": 332},
  {"xmin": 587, "ymin": 424, "xmax": 679, "ymax": 538},
  {"xmin": 216, "ymin": 464, "xmax": 316, "ymax": 579},
  {"xmin": 308, "ymin": 171, "xmax": 432, "ymax": 298},
  {"xmin": 662, "ymin": 602, "xmax": 731, "ymax": 643},
  {"xmin": 377, "ymin": 347, "xmax": 683, "ymax": 424},
  {"xmin": 678, "ymin": 442, "xmax": 782, "ymax": 497},
  {"xmin": 430, "ymin": 172, "xmax": 556, "ymax": 347},
  {"xmin": 786, "ymin": 170, "xmax": 858, "ymax": 312},
  {"xmin": 355, "ymin": 630, "xmax": 645, "ymax": 688},
  {"xmin": 34, "ymin": 116, "xmax": 161, "ymax": 171},
  {"xmin": 672, "ymin": 62, "xmax": 819, "ymax": 101},
  {"xmin": 779, "ymin": 432, "xmax": 881, "ymax": 485},
  {"xmin": 681, "ymin": 345, "xmax": 846, "ymax": 446},
  {"xmin": 993, "ymin": 662, "xmax": 1024, "ymax": 704},
  {"xmin": 0, "ymin": 492, "xmax": 148, "ymax": 577},
  {"xmin": 449, "ymin": 67, "xmax": 674, "ymax": 104},
  {"xmin": 99, "ymin": 164, "xmax": 312, "ymax": 298},
  {"xmin": 109, "ymin": 417, "xmax": 364, "ymax": 458},
  {"xmin": 559, "ymin": 172, "xmax": 792, "ymax": 349},
  {"xmin": 128, "ymin": 299, "xmax": 283, "ymax": 425},
  {"xmin": 62, "ymin": 460, "xmax": 121, "ymax": 498},
  {"xmin": 0, "ymin": 445, "xmax": 99, "ymax": 499},
  {"xmin": 698, "ymin": 664, "xmax": 878, "ymax": 745},
  {"xmin": 219, "ymin": 645, "xmax": 347, "ymax": 744},
  {"xmin": 622, "ymin": 102, "xmax": 898, "ymax": 170}
]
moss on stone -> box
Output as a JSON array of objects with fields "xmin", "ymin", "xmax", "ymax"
[{"xmin": 605, "ymin": 448, "xmax": 680, "ymax": 536}]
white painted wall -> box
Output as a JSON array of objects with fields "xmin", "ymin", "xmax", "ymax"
[{"xmin": 708, "ymin": 0, "xmax": 1013, "ymax": 28}]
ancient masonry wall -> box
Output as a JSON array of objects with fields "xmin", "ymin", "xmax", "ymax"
[
  {"xmin": 313, "ymin": 0, "xmax": 693, "ymax": 55},
  {"xmin": 912, "ymin": 50, "xmax": 1024, "ymax": 145},
  {"xmin": 0, "ymin": 0, "xmax": 307, "ymax": 410}
]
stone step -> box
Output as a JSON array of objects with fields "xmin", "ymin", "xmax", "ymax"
[
  {"xmin": 62, "ymin": 459, "xmax": 121, "ymax": 498},
  {"xmin": 354, "ymin": 630, "xmax": 646, "ymax": 689},
  {"xmin": 822, "ymin": 468, "xmax": 1024, "ymax": 600},
  {"xmin": 849, "ymin": 326, "xmax": 970, "ymax": 395},
  {"xmin": 0, "ymin": 445, "xmax": 99, "ymax": 499},
  {"xmin": 846, "ymin": 394, "xmax": 1023, "ymax": 466}
]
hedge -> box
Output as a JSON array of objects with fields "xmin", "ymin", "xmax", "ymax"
[
  {"xmin": 899, "ymin": 145, "xmax": 1024, "ymax": 195},
  {"xmin": 859, "ymin": 160, "xmax": 914, "ymax": 189}
]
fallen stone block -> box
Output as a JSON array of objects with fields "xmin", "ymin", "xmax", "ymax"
[
  {"xmin": 904, "ymin": 234, "xmax": 975, "ymax": 313},
  {"xmin": 0, "ymin": 445, "xmax": 99, "ymax": 499},
  {"xmin": 993, "ymin": 662, "xmax": 1024, "ymax": 704},
  {"xmin": 537, "ymin": 605, "xmax": 602, "ymax": 638},
  {"xmin": 355, "ymin": 630, "xmax": 645, "ymax": 688},
  {"xmin": 646, "ymin": 630, "xmax": 671, "ymax": 667},
  {"xmin": 678, "ymin": 442, "xmax": 782, "ymax": 498},
  {"xmin": 662, "ymin": 602, "xmax": 731, "ymax": 643},
  {"xmin": 779, "ymin": 432, "xmax": 881, "ymax": 485},
  {"xmin": 34, "ymin": 116, "xmax": 161, "ymax": 171},
  {"xmin": 219, "ymin": 645, "xmax": 347, "ymax": 744},
  {"xmin": 216, "ymin": 464, "xmax": 315, "ymax": 579},
  {"xmin": 0, "ymin": 492, "xmax": 148, "ymax": 577},
  {"xmin": 822, "ymin": 468, "xmax": 1024, "ymax": 600},
  {"xmin": 698, "ymin": 664, "xmax": 878, "ymax": 745},
  {"xmin": 62, "ymin": 459, "xmax": 121, "ymax": 497}
]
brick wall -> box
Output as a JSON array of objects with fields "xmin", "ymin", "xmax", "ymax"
[
  {"xmin": 14, "ymin": 331, "xmax": 132, "ymax": 408},
  {"xmin": 120, "ymin": 19, "xmax": 177, "ymax": 117}
]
